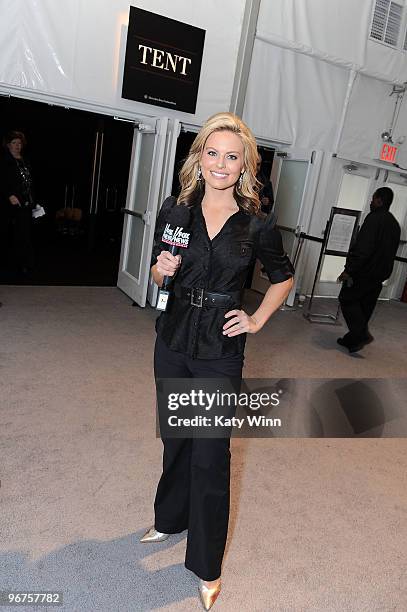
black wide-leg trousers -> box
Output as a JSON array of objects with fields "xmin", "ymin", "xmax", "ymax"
[
  {"xmin": 153, "ymin": 335, "xmax": 244, "ymax": 581},
  {"xmin": 339, "ymin": 279, "xmax": 383, "ymax": 345}
]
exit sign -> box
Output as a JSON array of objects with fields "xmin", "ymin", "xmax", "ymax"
[{"xmin": 380, "ymin": 142, "xmax": 398, "ymax": 162}]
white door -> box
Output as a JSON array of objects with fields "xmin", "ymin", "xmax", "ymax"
[
  {"xmin": 146, "ymin": 121, "xmax": 200, "ymax": 307},
  {"xmin": 317, "ymin": 159, "xmax": 378, "ymax": 297},
  {"xmin": 117, "ymin": 117, "xmax": 168, "ymax": 306},
  {"xmin": 252, "ymin": 148, "xmax": 323, "ymax": 304}
]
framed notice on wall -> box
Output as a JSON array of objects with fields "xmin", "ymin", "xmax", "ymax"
[
  {"xmin": 122, "ymin": 6, "xmax": 206, "ymax": 114},
  {"xmin": 325, "ymin": 207, "xmax": 361, "ymax": 256}
]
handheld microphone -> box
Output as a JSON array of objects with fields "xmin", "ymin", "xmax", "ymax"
[{"xmin": 156, "ymin": 205, "xmax": 191, "ymax": 311}]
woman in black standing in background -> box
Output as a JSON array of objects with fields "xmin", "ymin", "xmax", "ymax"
[
  {"xmin": 141, "ymin": 113, "xmax": 294, "ymax": 609},
  {"xmin": 0, "ymin": 130, "xmax": 35, "ymax": 276}
]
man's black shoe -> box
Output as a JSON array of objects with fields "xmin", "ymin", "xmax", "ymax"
[
  {"xmin": 348, "ymin": 332, "xmax": 374, "ymax": 353},
  {"xmin": 338, "ymin": 337, "xmax": 366, "ymax": 353},
  {"xmin": 364, "ymin": 331, "xmax": 374, "ymax": 345},
  {"xmin": 348, "ymin": 341, "xmax": 367, "ymax": 353}
]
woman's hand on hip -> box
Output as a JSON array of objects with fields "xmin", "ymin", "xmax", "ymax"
[
  {"xmin": 223, "ymin": 309, "xmax": 260, "ymax": 337},
  {"xmin": 156, "ymin": 251, "xmax": 182, "ymax": 278}
]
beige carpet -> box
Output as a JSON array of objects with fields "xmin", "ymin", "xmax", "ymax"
[{"xmin": 0, "ymin": 286, "xmax": 406, "ymax": 611}]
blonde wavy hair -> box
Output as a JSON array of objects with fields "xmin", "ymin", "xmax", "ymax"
[{"xmin": 177, "ymin": 112, "xmax": 261, "ymax": 215}]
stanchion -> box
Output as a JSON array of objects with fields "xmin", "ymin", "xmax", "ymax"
[
  {"xmin": 302, "ymin": 221, "xmax": 342, "ymax": 324},
  {"xmin": 275, "ymin": 216, "xmax": 407, "ymax": 323}
]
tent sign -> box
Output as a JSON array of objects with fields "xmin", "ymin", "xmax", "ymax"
[
  {"xmin": 380, "ymin": 143, "xmax": 398, "ymax": 163},
  {"xmin": 122, "ymin": 7, "xmax": 205, "ymax": 114}
]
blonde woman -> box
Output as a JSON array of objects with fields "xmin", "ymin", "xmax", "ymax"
[{"xmin": 142, "ymin": 113, "xmax": 294, "ymax": 609}]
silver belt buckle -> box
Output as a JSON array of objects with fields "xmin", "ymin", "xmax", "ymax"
[{"xmin": 190, "ymin": 287, "xmax": 204, "ymax": 307}]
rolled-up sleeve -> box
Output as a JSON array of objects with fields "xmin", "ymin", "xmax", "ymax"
[
  {"xmin": 150, "ymin": 196, "xmax": 176, "ymax": 268},
  {"xmin": 255, "ymin": 212, "xmax": 295, "ymax": 283}
]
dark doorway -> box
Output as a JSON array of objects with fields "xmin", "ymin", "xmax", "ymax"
[
  {"xmin": 171, "ymin": 129, "xmax": 197, "ymax": 197},
  {"xmin": 0, "ymin": 96, "xmax": 134, "ymax": 285},
  {"xmin": 257, "ymin": 146, "xmax": 275, "ymax": 186},
  {"xmin": 257, "ymin": 145, "xmax": 275, "ymax": 213}
]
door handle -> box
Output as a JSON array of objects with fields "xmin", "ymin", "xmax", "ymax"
[
  {"xmin": 143, "ymin": 211, "xmax": 152, "ymax": 225},
  {"xmin": 121, "ymin": 208, "xmax": 144, "ymax": 220}
]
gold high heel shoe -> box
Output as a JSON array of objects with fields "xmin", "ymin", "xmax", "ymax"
[
  {"xmin": 140, "ymin": 526, "xmax": 170, "ymax": 543},
  {"xmin": 198, "ymin": 579, "xmax": 221, "ymax": 610}
]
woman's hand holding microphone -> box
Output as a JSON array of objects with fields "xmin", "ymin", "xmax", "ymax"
[{"xmin": 156, "ymin": 251, "xmax": 182, "ymax": 283}]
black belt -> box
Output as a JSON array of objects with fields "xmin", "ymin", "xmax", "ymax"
[{"xmin": 174, "ymin": 285, "xmax": 241, "ymax": 308}]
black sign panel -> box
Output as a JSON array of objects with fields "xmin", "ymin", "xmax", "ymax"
[{"xmin": 122, "ymin": 7, "xmax": 206, "ymax": 114}]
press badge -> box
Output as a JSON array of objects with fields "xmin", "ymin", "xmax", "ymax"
[{"xmin": 156, "ymin": 289, "xmax": 170, "ymax": 311}]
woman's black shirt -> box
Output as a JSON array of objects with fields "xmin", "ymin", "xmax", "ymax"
[{"xmin": 151, "ymin": 196, "xmax": 294, "ymax": 359}]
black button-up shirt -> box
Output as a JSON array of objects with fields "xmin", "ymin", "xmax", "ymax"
[{"xmin": 151, "ymin": 196, "xmax": 294, "ymax": 359}]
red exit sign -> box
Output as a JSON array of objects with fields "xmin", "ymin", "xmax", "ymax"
[{"xmin": 380, "ymin": 142, "xmax": 398, "ymax": 162}]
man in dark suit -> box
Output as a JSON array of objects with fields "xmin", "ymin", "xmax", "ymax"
[{"xmin": 337, "ymin": 187, "xmax": 401, "ymax": 353}]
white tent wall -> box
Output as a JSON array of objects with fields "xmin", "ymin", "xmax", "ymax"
[
  {"xmin": 256, "ymin": 0, "xmax": 407, "ymax": 83},
  {"xmin": 256, "ymin": 0, "xmax": 371, "ymax": 67},
  {"xmin": 244, "ymin": 0, "xmax": 407, "ymax": 297},
  {"xmin": 246, "ymin": 0, "xmax": 407, "ymax": 155},
  {"xmin": 338, "ymin": 74, "xmax": 407, "ymax": 167},
  {"xmin": 0, "ymin": 0, "xmax": 246, "ymax": 123},
  {"xmin": 365, "ymin": 39, "xmax": 407, "ymax": 83},
  {"xmin": 243, "ymin": 39, "xmax": 350, "ymax": 150}
]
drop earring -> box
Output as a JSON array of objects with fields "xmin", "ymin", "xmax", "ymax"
[
  {"xmin": 238, "ymin": 172, "xmax": 244, "ymax": 188},
  {"xmin": 197, "ymin": 167, "xmax": 202, "ymax": 181}
]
